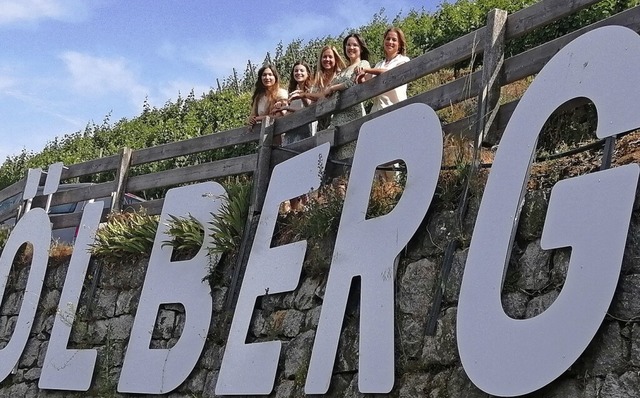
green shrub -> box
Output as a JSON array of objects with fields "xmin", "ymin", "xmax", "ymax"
[
  {"xmin": 281, "ymin": 179, "xmax": 346, "ymax": 243},
  {"xmin": 0, "ymin": 226, "xmax": 11, "ymax": 252}
]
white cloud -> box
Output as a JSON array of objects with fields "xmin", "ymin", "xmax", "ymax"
[
  {"xmin": 60, "ymin": 51, "xmax": 149, "ymax": 108},
  {"xmin": 0, "ymin": 0, "xmax": 88, "ymax": 25},
  {"xmin": 0, "ymin": 74, "xmax": 15, "ymax": 91},
  {"xmin": 4, "ymin": 89, "xmax": 84, "ymax": 126}
]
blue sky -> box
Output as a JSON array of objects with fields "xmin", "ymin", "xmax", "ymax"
[{"xmin": 0, "ymin": 0, "xmax": 442, "ymax": 160}]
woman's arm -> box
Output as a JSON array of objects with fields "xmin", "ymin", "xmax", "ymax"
[
  {"xmin": 323, "ymin": 82, "xmax": 347, "ymax": 97},
  {"xmin": 288, "ymin": 89, "xmax": 317, "ymax": 106},
  {"xmin": 291, "ymin": 90, "xmax": 325, "ymax": 102}
]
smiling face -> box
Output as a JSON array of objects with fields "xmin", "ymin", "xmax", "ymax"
[
  {"xmin": 321, "ymin": 49, "xmax": 336, "ymax": 71},
  {"xmin": 261, "ymin": 68, "xmax": 276, "ymax": 88},
  {"xmin": 384, "ymin": 31, "xmax": 400, "ymax": 58},
  {"xmin": 293, "ymin": 64, "xmax": 309, "ymax": 83},
  {"xmin": 344, "ymin": 37, "xmax": 361, "ymax": 63}
]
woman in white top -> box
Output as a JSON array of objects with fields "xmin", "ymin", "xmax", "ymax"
[
  {"xmin": 247, "ymin": 65, "xmax": 288, "ymax": 128},
  {"xmin": 358, "ymin": 27, "xmax": 410, "ymax": 112}
]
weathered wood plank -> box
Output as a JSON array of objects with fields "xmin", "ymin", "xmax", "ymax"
[
  {"xmin": 0, "ymin": 179, "xmax": 26, "ymax": 203},
  {"xmin": 50, "ymin": 208, "xmax": 110, "ymax": 230},
  {"xmin": 226, "ymin": 118, "xmax": 274, "ymax": 310},
  {"xmin": 128, "ymin": 198, "xmax": 164, "ymax": 216},
  {"xmin": 31, "ymin": 182, "xmax": 115, "ymax": 208},
  {"xmin": 0, "ymin": 207, "xmax": 19, "ymax": 224},
  {"xmin": 126, "ymin": 154, "xmax": 257, "ymax": 192},
  {"xmin": 506, "ymin": 0, "xmax": 603, "ymax": 39},
  {"xmin": 61, "ymin": 155, "xmax": 121, "ymax": 180},
  {"xmin": 130, "ymin": 127, "xmax": 259, "ymax": 166}
]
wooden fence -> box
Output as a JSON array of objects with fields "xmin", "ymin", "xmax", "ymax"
[{"xmin": 0, "ymin": 0, "xmax": 634, "ymax": 233}]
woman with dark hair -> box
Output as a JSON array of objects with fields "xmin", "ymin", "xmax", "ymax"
[
  {"xmin": 323, "ymin": 33, "xmax": 370, "ymax": 127},
  {"xmin": 247, "ymin": 65, "xmax": 288, "ymax": 128},
  {"xmin": 288, "ymin": 61, "xmax": 314, "ymax": 98},
  {"xmin": 326, "ymin": 33, "xmax": 371, "ymax": 162},
  {"xmin": 282, "ymin": 61, "xmax": 316, "ymax": 145},
  {"xmin": 358, "ymin": 27, "xmax": 410, "ymax": 112}
]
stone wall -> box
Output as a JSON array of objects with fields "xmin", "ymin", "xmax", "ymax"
[{"xmin": 1, "ymin": 187, "xmax": 640, "ymax": 397}]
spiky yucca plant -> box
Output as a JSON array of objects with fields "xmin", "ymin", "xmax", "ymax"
[
  {"xmin": 163, "ymin": 214, "xmax": 205, "ymax": 259},
  {"xmin": 209, "ymin": 177, "xmax": 252, "ymax": 257},
  {"xmin": 91, "ymin": 210, "xmax": 159, "ymax": 263}
]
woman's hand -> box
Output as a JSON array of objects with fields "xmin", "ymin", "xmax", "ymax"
[
  {"xmin": 247, "ymin": 115, "xmax": 259, "ymax": 126},
  {"xmin": 356, "ymin": 67, "xmax": 369, "ymax": 83},
  {"xmin": 289, "ymin": 89, "xmax": 302, "ymax": 100}
]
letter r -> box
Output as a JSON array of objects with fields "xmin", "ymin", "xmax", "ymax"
[{"xmin": 306, "ymin": 103, "xmax": 443, "ymax": 394}]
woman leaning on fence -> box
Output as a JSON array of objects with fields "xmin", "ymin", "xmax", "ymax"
[
  {"xmin": 357, "ymin": 26, "xmax": 410, "ymax": 112},
  {"xmin": 326, "ymin": 34, "xmax": 371, "ymax": 163},
  {"xmin": 303, "ymin": 36, "xmax": 371, "ymax": 157},
  {"xmin": 357, "ymin": 27, "xmax": 410, "ymax": 181},
  {"xmin": 303, "ymin": 45, "xmax": 346, "ymax": 131},
  {"xmin": 247, "ymin": 64, "xmax": 288, "ymax": 131},
  {"xmin": 282, "ymin": 60, "xmax": 316, "ymax": 145}
]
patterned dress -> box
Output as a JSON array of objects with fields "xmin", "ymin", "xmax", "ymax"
[{"xmin": 330, "ymin": 60, "xmax": 370, "ymax": 161}]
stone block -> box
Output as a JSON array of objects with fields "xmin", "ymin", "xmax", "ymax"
[
  {"xmin": 398, "ymin": 258, "xmax": 438, "ymax": 316},
  {"xmin": 421, "ymin": 307, "xmax": 458, "ymax": 367},
  {"xmin": 283, "ymin": 329, "xmax": 315, "ymax": 380},
  {"xmin": 516, "ymin": 239, "xmax": 551, "ymax": 291}
]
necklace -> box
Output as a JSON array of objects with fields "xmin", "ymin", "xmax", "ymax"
[{"xmin": 383, "ymin": 54, "xmax": 398, "ymax": 66}]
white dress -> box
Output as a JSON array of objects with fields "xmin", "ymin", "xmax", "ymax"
[{"xmin": 370, "ymin": 54, "xmax": 410, "ymax": 112}]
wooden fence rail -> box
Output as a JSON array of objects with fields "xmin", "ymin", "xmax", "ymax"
[{"xmin": 0, "ymin": 0, "xmax": 634, "ymax": 237}]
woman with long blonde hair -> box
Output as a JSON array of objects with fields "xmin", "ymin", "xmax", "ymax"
[{"xmin": 314, "ymin": 45, "xmax": 345, "ymax": 89}]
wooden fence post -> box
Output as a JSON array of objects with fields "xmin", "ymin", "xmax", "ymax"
[
  {"xmin": 475, "ymin": 8, "xmax": 508, "ymax": 148},
  {"xmin": 225, "ymin": 118, "xmax": 275, "ymax": 311},
  {"xmin": 111, "ymin": 147, "xmax": 133, "ymax": 212},
  {"xmin": 426, "ymin": 9, "xmax": 508, "ymax": 337},
  {"xmin": 460, "ymin": 8, "xmax": 508, "ymax": 217}
]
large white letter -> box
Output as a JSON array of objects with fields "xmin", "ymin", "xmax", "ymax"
[
  {"xmin": 0, "ymin": 209, "xmax": 51, "ymax": 381},
  {"xmin": 306, "ymin": 103, "xmax": 443, "ymax": 394},
  {"xmin": 458, "ymin": 26, "xmax": 640, "ymax": 397},
  {"xmin": 39, "ymin": 201, "xmax": 102, "ymax": 390},
  {"xmin": 118, "ymin": 182, "xmax": 225, "ymax": 394},
  {"xmin": 216, "ymin": 143, "xmax": 330, "ymax": 395}
]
